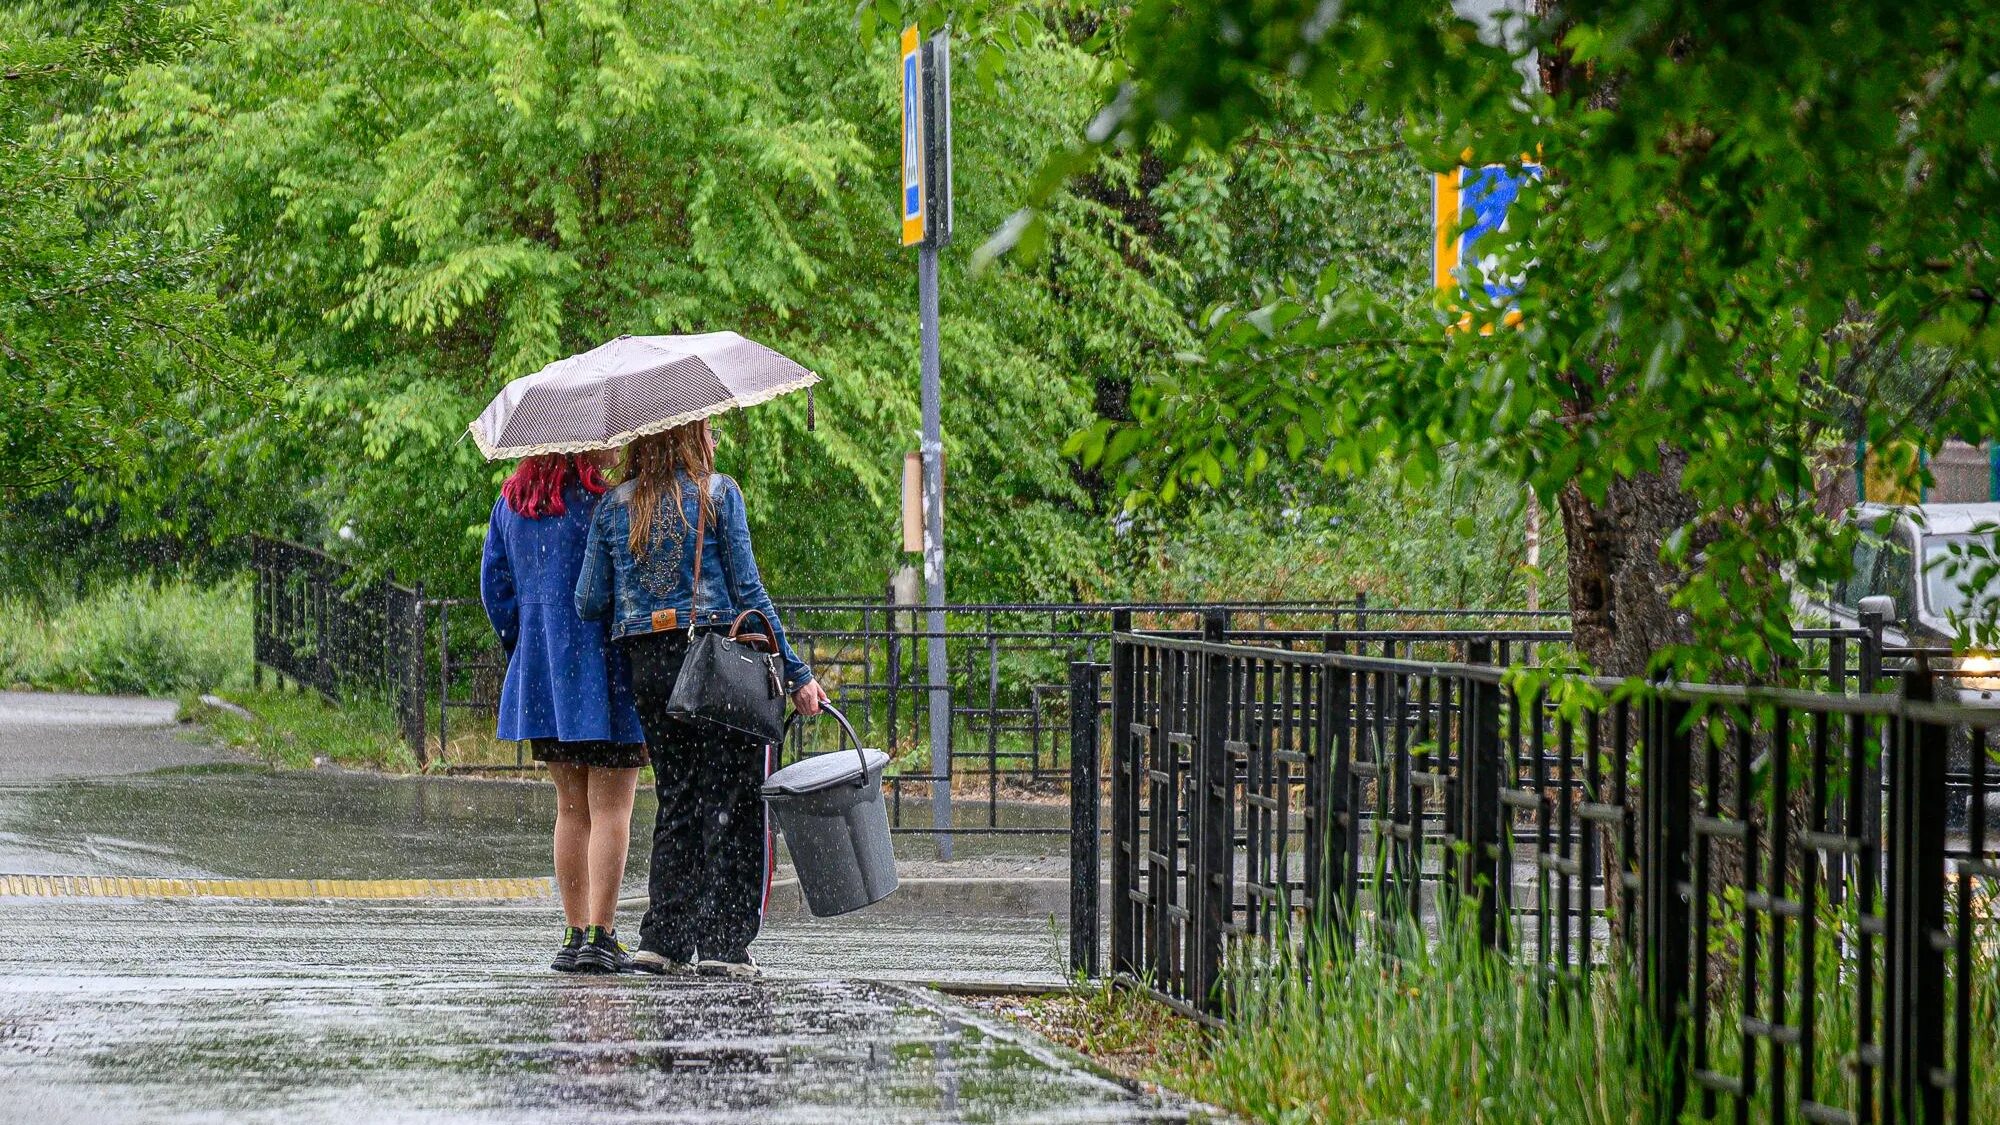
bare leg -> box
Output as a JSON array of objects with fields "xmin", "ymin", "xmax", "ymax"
[
  {"xmin": 583, "ymin": 766, "xmax": 642, "ymax": 929},
  {"xmin": 547, "ymin": 762, "xmax": 591, "ymax": 930}
]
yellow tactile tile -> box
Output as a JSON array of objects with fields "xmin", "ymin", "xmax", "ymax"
[{"xmin": 0, "ymin": 873, "xmax": 553, "ymax": 901}]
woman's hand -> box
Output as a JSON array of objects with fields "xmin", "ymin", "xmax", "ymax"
[{"xmin": 792, "ymin": 680, "xmax": 828, "ymax": 717}]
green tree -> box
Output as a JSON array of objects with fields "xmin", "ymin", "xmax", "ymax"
[
  {"xmin": 71, "ymin": 0, "xmax": 1215, "ymax": 597},
  {"xmin": 1017, "ymin": 0, "xmax": 2000, "ymax": 676},
  {"xmin": 0, "ymin": 0, "xmax": 267, "ymax": 494}
]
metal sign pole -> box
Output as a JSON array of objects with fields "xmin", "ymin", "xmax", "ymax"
[
  {"xmin": 919, "ymin": 242, "xmax": 950, "ymax": 859},
  {"xmin": 903, "ymin": 25, "xmax": 954, "ymax": 859}
]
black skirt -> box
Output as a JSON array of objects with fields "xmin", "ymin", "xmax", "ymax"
[{"xmin": 530, "ymin": 739, "xmax": 648, "ymax": 769}]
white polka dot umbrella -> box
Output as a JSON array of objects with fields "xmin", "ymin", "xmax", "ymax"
[{"xmin": 468, "ymin": 332, "xmax": 818, "ymax": 460}]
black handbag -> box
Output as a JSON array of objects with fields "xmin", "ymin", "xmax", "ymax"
[{"xmin": 662, "ymin": 496, "xmax": 789, "ymax": 743}]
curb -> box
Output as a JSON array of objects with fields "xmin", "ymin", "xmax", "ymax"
[{"xmin": 620, "ymin": 876, "xmax": 1105, "ymax": 919}]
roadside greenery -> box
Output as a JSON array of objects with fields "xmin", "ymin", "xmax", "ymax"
[
  {"xmin": 997, "ymin": 930, "xmax": 1661, "ymax": 1124},
  {"xmin": 992, "ymin": 0, "xmax": 2000, "ymax": 679},
  {"xmin": 34, "ymin": 0, "xmax": 1146, "ymax": 597},
  {"xmin": 1131, "ymin": 456, "xmax": 1559, "ymax": 607},
  {"xmin": 5, "ymin": 0, "xmax": 1553, "ymax": 613},
  {"xmin": 189, "ymin": 684, "xmax": 416, "ymax": 768},
  {"xmin": 187, "ymin": 688, "xmax": 413, "ymax": 772},
  {"xmin": 0, "ymin": 0, "xmax": 271, "ymax": 494},
  {"xmin": 1008, "ymin": 915, "xmax": 1998, "ymax": 1123},
  {"xmin": 1189, "ymin": 935, "xmax": 1662, "ymax": 1124},
  {"xmin": 0, "ymin": 576, "xmax": 250, "ymax": 696}
]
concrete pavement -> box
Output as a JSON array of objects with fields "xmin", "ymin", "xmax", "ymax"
[
  {"xmin": 0, "ymin": 690, "xmax": 245, "ymax": 782},
  {"xmin": 0, "ymin": 691, "xmax": 1201, "ymax": 1123}
]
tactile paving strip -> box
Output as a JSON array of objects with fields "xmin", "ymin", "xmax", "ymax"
[{"xmin": 0, "ymin": 874, "xmax": 553, "ymax": 900}]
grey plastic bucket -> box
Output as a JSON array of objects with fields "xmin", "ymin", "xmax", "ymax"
[{"xmin": 762, "ymin": 705, "xmax": 898, "ymax": 917}]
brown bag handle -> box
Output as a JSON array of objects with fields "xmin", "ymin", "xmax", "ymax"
[
  {"xmin": 684, "ymin": 499, "xmax": 704, "ymax": 636},
  {"xmin": 729, "ymin": 609, "xmax": 776, "ymax": 653}
]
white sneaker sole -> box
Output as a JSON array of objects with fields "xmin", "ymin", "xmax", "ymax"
[
  {"xmin": 695, "ymin": 959, "xmax": 761, "ymax": 979},
  {"xmin": 630, "ymin": 953, "xmax": 695, "ymax": 976}
]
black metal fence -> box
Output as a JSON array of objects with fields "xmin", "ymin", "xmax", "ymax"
[
  {"xmin": 249, "ymin": 535, "xmax": 1581, "ymax": 836},
  {"xmin": 1079, "ymin": 615, "xmax": 1995, "ymax": 1123},
  {"xmin": 250, "ymin": 538, "xmax": 426, "ymax": 749},
  {"xmin": 404, "ymin": 585, "xmax": 1569, "ymax": 834}
]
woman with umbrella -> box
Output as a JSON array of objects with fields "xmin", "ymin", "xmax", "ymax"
[
  {"xmin": 577, "ymin": 419, "xmax": 825, "ymax": 977},
  {"xmin": 472, "ymin": 332, "xmax": 828, "ymax": 979}
]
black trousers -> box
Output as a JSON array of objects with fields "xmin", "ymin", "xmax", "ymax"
[{"xmin": 620, "ymin": 629, "xmax": 775, "ymax": 962}]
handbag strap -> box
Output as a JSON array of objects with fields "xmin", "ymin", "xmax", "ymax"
[{"xmin": 684, "ymin": 474, "xmax": 713, "ymax": 637}]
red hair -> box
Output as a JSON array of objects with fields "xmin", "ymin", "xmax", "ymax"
[{"xmin": 501, "ymin": 454, "xmax": 608, "ymax": 519}]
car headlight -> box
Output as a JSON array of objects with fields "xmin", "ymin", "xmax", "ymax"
[{"xmin": 1957, "ymin": 654, "xmax": 2000, "ymax": 692}]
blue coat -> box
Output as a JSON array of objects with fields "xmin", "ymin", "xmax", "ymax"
[{"xmin": 480, "ymin": 487, "xmax": 645, "ymax": 746}]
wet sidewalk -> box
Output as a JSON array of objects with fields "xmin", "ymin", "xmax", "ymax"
[
  {"xmin": 0, "ymin": 692, "xmax": 1205, "ymax": 1122},
  {"xmin": 0, "ymin": 897, "xmax": 1197, "ymax": 1124}
]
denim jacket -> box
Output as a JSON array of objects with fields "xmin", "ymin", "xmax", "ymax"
[{"xmin": 575, "ymin": 472, "xmax": 814, "ymax": 690}]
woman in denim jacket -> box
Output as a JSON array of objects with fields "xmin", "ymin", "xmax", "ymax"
[
  {"xmin": 576, "ymin": 419, "xmax": 826, "ymax": 977},
  {"xmin": 481, "ymin": 452, "xmax": 646, "ymax": 974}
]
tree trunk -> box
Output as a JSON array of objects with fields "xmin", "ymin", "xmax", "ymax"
[{"xmin": 1558, "ymin": 449, "xmax": 1702, "ymax": 677}]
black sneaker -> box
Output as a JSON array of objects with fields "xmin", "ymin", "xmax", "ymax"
[
  {"xmin": 573, "ymin": 926, "xmax": 634, "ymax": 974},
  {"xmin": 551, "ymin": 926, "xmax": 585, "ymax": 973}
]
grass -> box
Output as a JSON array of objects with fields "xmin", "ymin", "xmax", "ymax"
[
  {"xmin": 993, "ymin": 915, "xmax": 1998, "ymax": 1124},
  {"xmin": 1190, "ymin": 931, "xmax": 1663, "ymax": 1124},
  {"xmin": 0, "ymin": 576, "xmax": 418, "ymax": 771},
  {"xmin": 186, "ymin": 688, "xmax": 416, "ymax": 772},
  {"xmin": 984, "ymin": 929, "xmax": 1664, "ymax": 1124},
  {"xmin": 965, "ymin": 979, "xmax": 1207, "ymax": 1089},
  {"xmin": 0, "ymin": 576, "xmax": 252, "ymax": 696}
]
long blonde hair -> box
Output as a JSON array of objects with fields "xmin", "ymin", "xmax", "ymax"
[{"xmin": 623, "ymin": 420, "xmax": 716, "ymax": 558}]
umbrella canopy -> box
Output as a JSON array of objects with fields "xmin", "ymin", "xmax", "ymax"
[{"xmin": 468, "ymin": 332, "xmax": 818, "ymax": 460}]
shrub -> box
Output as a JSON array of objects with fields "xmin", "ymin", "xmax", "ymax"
[{"xmin": 0, "ymin": 577, "xmax": 251, "ymax": 697}]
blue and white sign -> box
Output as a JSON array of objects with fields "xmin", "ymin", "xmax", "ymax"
[
  {"xmin": 1433, "ymin": 160, "xmax": 1542, "ymax": 322},
  {"xmin": 900, "ymin": 25, "xmax": 926, "ymax": 246}
]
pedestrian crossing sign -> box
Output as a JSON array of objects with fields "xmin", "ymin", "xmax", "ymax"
[
  {"xmin": 900, "ymin": 25, "xmax": 926, "ymax": 247},
  {"xmin": 1434, "ymin": 159, "xmax": 1542, "ymax": 329}
]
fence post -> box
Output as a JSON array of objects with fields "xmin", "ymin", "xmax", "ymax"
[
  {"xmin": 1108, "ymin": 609, "xmax": 1138, "ymax": 980},
  {"xmin": 251, "ymin": 537, "xmax": 267, "ymax": 690},
  {"xmin": 403, "ymin": 588, "xmax": 427, "ymax": 766},
  {"xmin": 1458, "ymin": 641, "xmax": 1504, "ymax": 949},
  {"xmin": 1193, "ymin": 610, "xmax": 1231, "ymax": 1015},
  {"xmin": 1641, "ymin": 689, "xmax": 1694, "ymax": 1117},
  {"xmin": 1069, "ymin": 661, "xmax": 1104, "ymax": 978},
  {"xmin": 1884, "ymin": 668, "xmax": 1946, "ymax": 1124},
  {"xmin": 1317, "ymin": 635, "xmax": 1358, "ymax": 951},
  {"xmin": 1859, "ymin": 609, "xmax": 1884, "ymax": 693},
  {"xmin": 884, "ymin": 579, "xmax": 901, "ymax": 755},
  {"xmin": 435, "ymin": 597, "xmax": 450, "ymax": 766}
]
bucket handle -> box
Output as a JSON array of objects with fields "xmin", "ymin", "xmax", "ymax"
[{"xmin": 781, "ymin": 702, "xmax": 871, "ymax": 787}]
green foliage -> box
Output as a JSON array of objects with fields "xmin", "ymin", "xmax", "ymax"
[
  {"xmin": 1192, "ymin": 930, "xmax": 1663, "ymax": 1124},
  {"xmin": 0, "ymin": 0, "xmax": 270, "ymax": 493},
  {"xmin": 1021, "ymin": 0, "xmax": 2000, "ymax": 675},
  {"xmin": 0, "ymin": 575, "xmax": 251, "ymax": 695},
  {"xmin": 1131, "ymin": 457, "xmax": 1560, "ymax": 607},
  {"xmin": 188, "ymin": 687, "xmax": 413, "ymax": 771},
  {"xmin": 63, "ymin": 0, "xmax": 1208, "ymax": 597}
]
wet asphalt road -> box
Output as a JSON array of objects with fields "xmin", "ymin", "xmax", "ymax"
[{"xmin": 0, "ymin": 693, "xmax": 1207, "ymax": 1123}]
